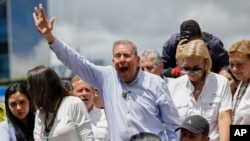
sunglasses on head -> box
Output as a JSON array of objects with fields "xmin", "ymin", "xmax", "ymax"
[{"xmin": 181, "ymin": 66, "xmax": 204, "ymax": 74}]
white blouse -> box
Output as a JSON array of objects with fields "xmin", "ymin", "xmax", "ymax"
[
  {"xmin": 169, "ymin": 73, "xmax": 232, "ymax": 141},
  {"xmin": 232, "ymin": 81, "xmax": 250, "ymax": 124},
  {"xmin": 34, "ymin": 96, "xmax": 94, "ymax": 141}
]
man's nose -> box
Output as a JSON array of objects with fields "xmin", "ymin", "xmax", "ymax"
[{"xmin": 119, "ymin": 55, "xmax": 126, "ymax": 62}]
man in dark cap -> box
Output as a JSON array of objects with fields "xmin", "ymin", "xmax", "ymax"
[{"xmin": 175, "ymin": 115, "xmax": 210, "ymax": 141}]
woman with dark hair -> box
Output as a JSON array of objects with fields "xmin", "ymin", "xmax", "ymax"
[
  {"xmin": 219, "ymin": 65, "xmax": 239, "ymax": 96},
  {"xmin": 27, "ymin": 65, "xmax": 94, "ymax": 141},
  {"xmin": 0, "ymin": 82, "xmax": 35, "ymax": 141}
]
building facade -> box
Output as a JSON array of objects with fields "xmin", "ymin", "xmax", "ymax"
[{"xmin": 0, "ymin": 0, "xmax": 47, "ymax": 80}]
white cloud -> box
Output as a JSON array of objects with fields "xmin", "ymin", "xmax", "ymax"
[
  {"xmin": 10, "ymin": 39, "xmax": 50, "ymax": 78},
  {"xmin": 11, "ymin": 0, "xmax": 250, "ymax": 78}
]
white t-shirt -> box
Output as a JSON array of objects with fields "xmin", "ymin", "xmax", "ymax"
[
  {"xmin": 232, "ymin": 81, "xmax": 250, "ymax": 124},
  {"xmin": 34, "ymin": 96, "xmax": 94, "ymax": 141},
  {"xmin": 169, "ymin": 73, "xmax": 232, "ymax": 141},
  {"xmin": 89, "ymin": 106, "xmax": 109, "ymax": 141}
]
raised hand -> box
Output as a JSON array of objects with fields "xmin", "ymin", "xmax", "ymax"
[{"xmin": 33, "ymin": 4, "xmax": 56, "ymax": 43}]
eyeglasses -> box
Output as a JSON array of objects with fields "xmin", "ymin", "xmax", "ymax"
[{"xmin": 181, "ymin": 66, "xmax": 204, "ymax": 74}]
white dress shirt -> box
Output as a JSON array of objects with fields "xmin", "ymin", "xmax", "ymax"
[{"xmin": 89, "ymin": 106, "xmax": 109, "ymax": 141}]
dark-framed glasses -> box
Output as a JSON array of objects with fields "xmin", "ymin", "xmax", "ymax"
[{"xmin": 181, "ymin": 66, "xmax": 204, "ymax": 74}]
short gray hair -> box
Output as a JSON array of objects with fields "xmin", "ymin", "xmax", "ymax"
[
  {"xmin": 113, "ymin": 40, "xmax": 138, "ymax": 56},
  {"xmin": 139, "ymin": 49, "xmax": 162, "ymax": 66}
]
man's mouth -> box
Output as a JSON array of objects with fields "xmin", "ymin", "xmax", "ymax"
[{"xmin": 120, "ymin": 67, "xmax": 129, "ymax": 73}]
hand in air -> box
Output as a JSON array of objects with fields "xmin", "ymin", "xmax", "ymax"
[{"xmin": 33, "ymin": 4, "xmax": 55, "ymax": 37}]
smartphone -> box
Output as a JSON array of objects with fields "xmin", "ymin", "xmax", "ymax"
[{"xmin": 180, "ymin": 31, "xmax": 191, "ymax": 41}]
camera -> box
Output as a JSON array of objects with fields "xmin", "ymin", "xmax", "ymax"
[{"xmin": 180, "ymin": 31, "xmax": 191, "ymax": 41}]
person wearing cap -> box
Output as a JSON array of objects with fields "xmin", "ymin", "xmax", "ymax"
[
  {"xmin": 175, "ymin": 115, "xmax": 210, "ymax": 141},
  {"xmin": 161, "ymin": 19, "xmax": 229, "ymax": 78}
]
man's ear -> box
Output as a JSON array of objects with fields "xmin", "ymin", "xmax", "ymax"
[
  {"xmin": 160, "ymin": 63, "xmax": 164, "ymax": 71},
  {"xmin": 205, "ymin": 136, "xmax": 210, "ymax": 141},
  {"xmin": 136, "ymin": 56, "xmax": 140, "ymax": 64}
]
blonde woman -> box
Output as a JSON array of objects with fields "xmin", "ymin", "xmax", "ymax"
[{"xmin": 170, "ymin": 39, "xmax": 232, "ymax": 141}]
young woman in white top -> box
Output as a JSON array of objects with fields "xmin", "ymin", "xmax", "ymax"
[
  {"xmin": 27, "ymin": 65, "xmax": 94, "ymax": 141},
  {"xmin": 229, "ymin": 40, "xmax": 250, "ymax": 124},
  {"xmin": 170, "ymin": 39, "xmax": 232, "ymax": 141}
]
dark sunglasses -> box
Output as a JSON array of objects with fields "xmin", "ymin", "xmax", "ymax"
[{"xmin": 181, "ymin": 66, "xmax": 204, "ymax": 74}]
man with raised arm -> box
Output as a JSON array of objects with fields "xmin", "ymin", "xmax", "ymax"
[{"xmin": 33, "ymin": 4, "xmax": 180, "ymax": 141}]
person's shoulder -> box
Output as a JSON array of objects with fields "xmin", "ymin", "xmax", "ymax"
[
  {"xmin": 143, "ymin": 71, "xmax": 164, "ymax": 82},
  {"xmin": 163, "ymin": 76, "xmax": 175, "ymax": 83},
  {"xmin": 60, "ymin": 96, "xmax": 88, "ymax": 113},
  {"xmin": 0, "ymin": 120, "xmax": 10, "ymax": 129},
  {"xmin": 207, "ymin": 72, "xmax": 228, "ymax": 83},
  {"xmin": 202, "ymin": 32, "xmax": 223, "ymax": 46},
  {"xmin": 163, "ymin": 33, "xmax": 179, "ymax": 45},
  {"xmin": 175, "ymin": 75, "xmax": 188, "ymax": 82},
  {"xmin": 213, "ymin": 72, "xmax": 228, "ymax": 80},
  {"xmin": 63, "ymin": 95, "xmax": 78, "ymax": 100},
  {"xmin": 91, "ymin": 107, "xmax": 106, "ymax": 118},
  {"xmin": 62, "ymin": 96, "xmax": 82, "ymax": 105}
]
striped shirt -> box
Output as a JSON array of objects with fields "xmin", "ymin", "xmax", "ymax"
[{"xmin": 50, "ymin": 39, "xmax": 180, "ymax": 141}]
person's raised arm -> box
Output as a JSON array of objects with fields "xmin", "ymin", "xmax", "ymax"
[{"xmin": 33, "ymin": 4, "xmax": 56, "ymax": 44}]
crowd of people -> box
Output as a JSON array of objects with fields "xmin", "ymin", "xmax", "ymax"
[{"xmin": 0, "ymin": 3, "xmax": 249, "ymax": 141}]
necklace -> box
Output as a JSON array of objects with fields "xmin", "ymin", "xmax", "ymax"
[
  {"xmin": 193, "ymin": 79, "xmax": 205, "ymax": 94},
  {"xmin": 43, "ymin": 98, "xmax": 62, "ymax": 139},
  {"xmin": 194, "ymin": 89, "xmax": 201, "ymax": 94},
  {"xmin": 232, "ymin": 81, "xmax": 249, "ymax": 117}
]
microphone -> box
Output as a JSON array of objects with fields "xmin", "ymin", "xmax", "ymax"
[{"xmin": 122, "ymin": 90, "xmax": 131, "ymax": 98}]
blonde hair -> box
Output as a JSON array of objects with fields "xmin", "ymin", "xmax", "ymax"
[
  {"xmin": 228, "ymin": 40, "xmax": 250, "ymax": 60},
  {"xmin": 180, "ymin": 39, "xmax": 212, "ymax": 74},
  {"xmin": 71, "ymin": 76, "xmax": 81, "ymax": 90},
  {"xmin": 71, "ymin": 76, "xmax": 95, "ymax": 91},
  {"xmin": 71, "ymin": 75, "xmax": 81, "ymax": 83}
]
